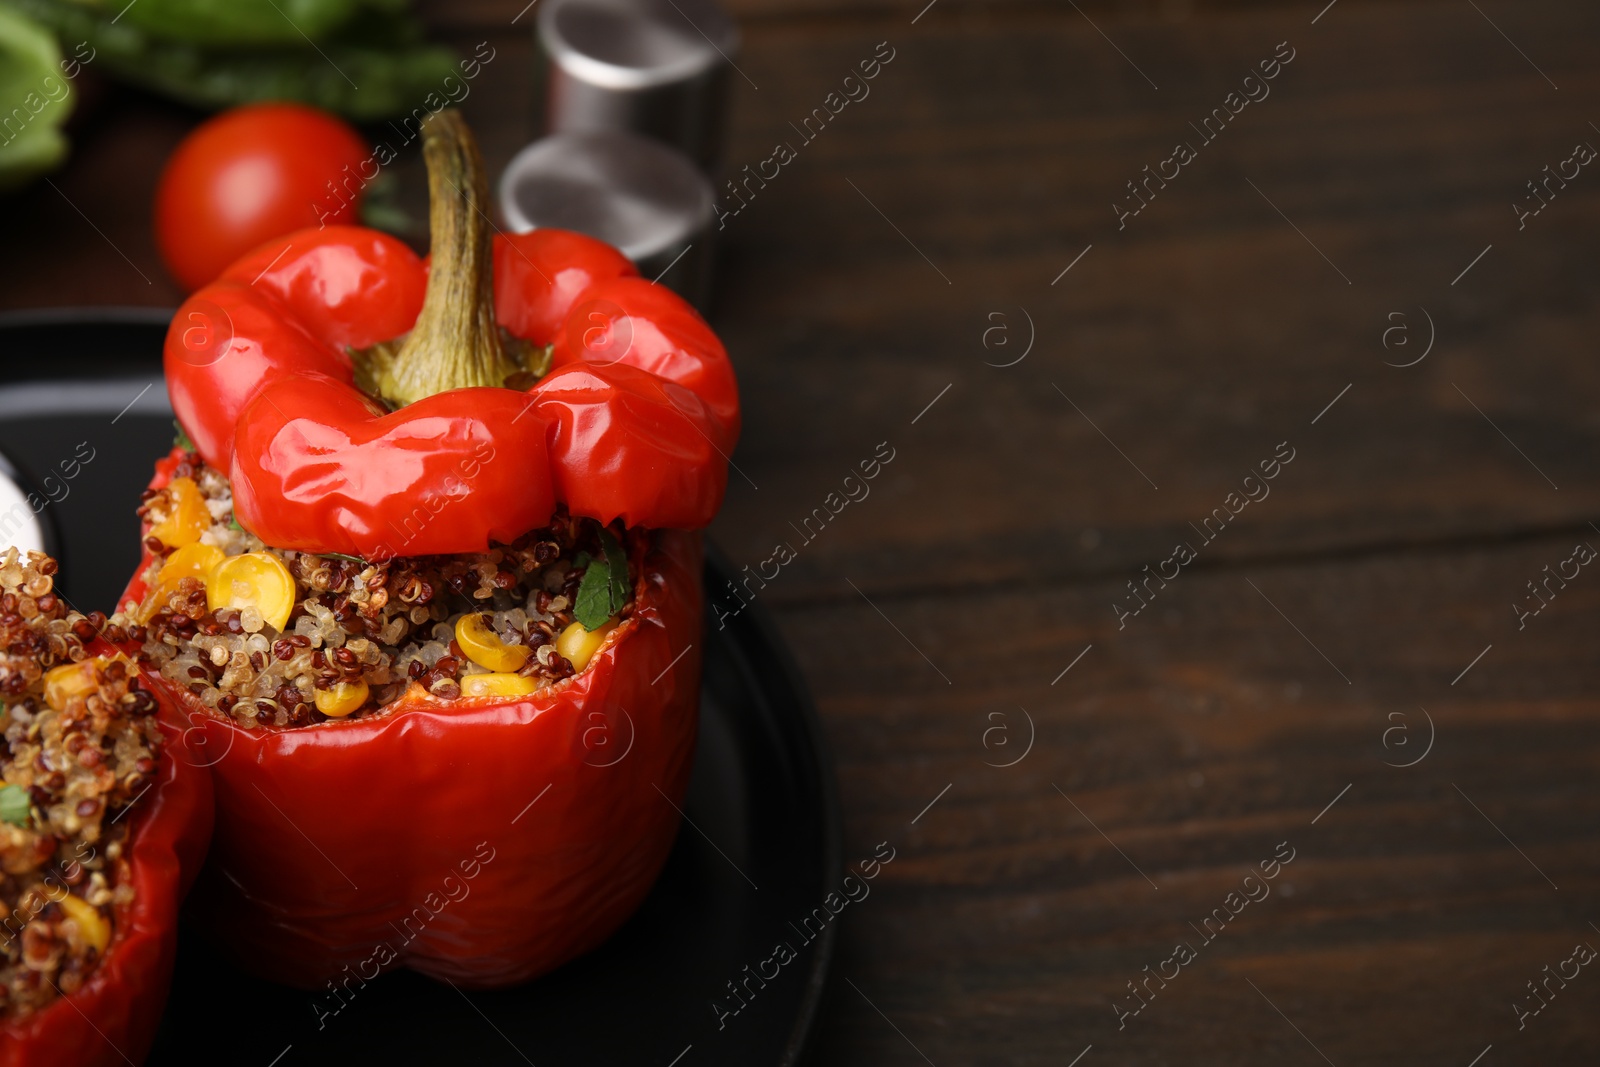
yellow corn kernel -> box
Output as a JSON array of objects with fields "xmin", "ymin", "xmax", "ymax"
[
  {"xmin": 206, "ymin": 552, "xmax": 295, "ymax": 632},
  {"xmin": 460, "ymin": 672, "xmax": 538, "ymax": 699},
  {"xmin": 148, "ymin": 477, "xmax": 209, "ymax": 549},
  {"xmin": 58, "ymin": 894, "xmax": 110, "ymax": 954},
  {"xmin": 138, "ymin": 542, "xmax": 226, "ymax": 623},
  {"xmin": 42, "ymin": 661, "xmax": 97, "ymax": 712},
  {"xmin": 556, "ymin": 620, "xmax": 614, "ymax": 672},
  {"xmin": 314, "ymin": 680, "xmax": 369, "ymax": 717},
  {"xmin": 454, "ymin": 613, "xmax": 531, "ymax": 673},
  {"xmin": 160, "ymin": 542, "xmax": 225, "ymax": 585},
  {"xmin": 44, "ymin": 655, "xmax": 129, "ymax": 711},
  {"xmin": 134, "ymin": 590, "xmax": 169, "ymax": 626}
]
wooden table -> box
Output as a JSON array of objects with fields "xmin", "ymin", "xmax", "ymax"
[{"xmin": 3, "ymin": 0, "xmax": 1598, "ymax": 1062}]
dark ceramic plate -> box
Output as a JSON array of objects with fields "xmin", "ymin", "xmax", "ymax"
[{"xmin": 0, "ymin": 311, "xmax": 839, "ymax": 1067}]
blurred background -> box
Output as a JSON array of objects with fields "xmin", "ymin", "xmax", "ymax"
[{"xmin": 1, "ymin": 0, "xmax": 1599, "ymax": 1063}]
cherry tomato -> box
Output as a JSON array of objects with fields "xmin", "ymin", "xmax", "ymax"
[{"xmin": 155, "ymin": 103, "xmax": 369, "ymax": 292}]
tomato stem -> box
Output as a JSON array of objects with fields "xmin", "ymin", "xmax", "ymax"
[{"xmin": 364, "ymin": 109, "xmax": 519, "ymax": 406}]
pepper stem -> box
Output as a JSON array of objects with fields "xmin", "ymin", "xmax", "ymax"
[{"xmin": 364, "ymin": 109, "xmax": 521, "ymax": 407}]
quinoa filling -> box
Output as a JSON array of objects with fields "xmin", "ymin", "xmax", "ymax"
[
  {"xmin": 128, "ymin": 452, "xmax": 639, "ymax": 728},
  {"xmin": 0, "ymin": 550, "xmax": 158, "ymax": 1019}
]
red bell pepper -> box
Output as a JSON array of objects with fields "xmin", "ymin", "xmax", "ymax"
[
  {"xmin": 0, "ymin": 587, "xmax": 212, "ymax": 1067},
  {"xmin": 165, "ymin": 121, "xmax": 737, "ymax": 560},
  {"xmin": 126, "ymin": 109, "xmax": 734, "ymax": 989},
  {"xmin": 125, "ymin": 488, "xmax": 700, "ymax": 988}
]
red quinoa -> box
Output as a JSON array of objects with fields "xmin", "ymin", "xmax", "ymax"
[
  {"xmin": 0, "ymin": 550, "xmax": 161, "ymax": 1018},
  {"xmin": 129, "ymin": 454, "xmax": 638, "ymax": 727}
]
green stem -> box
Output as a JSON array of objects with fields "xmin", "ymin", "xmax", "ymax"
[{"xmin": 368, "ymin": 109, "xmax": 519, "ymax": 406}]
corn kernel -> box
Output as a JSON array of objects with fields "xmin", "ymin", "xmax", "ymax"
[
  {"xmin": 207, "ymin": 552, "xmax": 295, "ymax": 633},
  {"xmin": 148, "ymin": 477, "xmax": 209, "ymax": 549},
  {"xmin": 43, "ymin": 661, "xmax": 97, "ymax": 712},
  {"xmin": 58, "ymin": 894, "xmax": 110, "ymax": 954},
  {"xmin": 161, "ymin": 542, "xmax": 225, "ymax": 585},
  {"xmin": 460, "ymin": 672, "xmax": 539, "ymax": 699},
  {"xmin": 454, "ymin": 613, "xmax": 531, "ymax": 673},
  {"xmin": 44, "ymin": 655, "xmax": 129, "ymax": 712},
  {"xmin": 314, "ymin": 680, "xmax": 369, "ymax": 717},
  {"xmin": 556, "ymin": 620, "xmax": 614, "ymax": 672},
  {"xmin": 138, "ymin": 542, "xmax": 226, "ymax": 623}
]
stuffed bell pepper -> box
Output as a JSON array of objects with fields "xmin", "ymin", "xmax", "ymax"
[
  {"xmin": 118, "ymin": 109, "xmax": 739, "ymax": 989},
  {"xmin": 0, "ymin": 550, "xmax": 212, "ymax": 1067}
]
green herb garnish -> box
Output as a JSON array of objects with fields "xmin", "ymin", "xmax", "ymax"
[
  {"xmin": 0, "ymin": 784, "xmax": 31, "ymax": 827},
  {"xmin": 573, "ymin": 529, "xmax": 629, "ymax": 630},
  {"xmin": 173, "ymin": 420, "xmax": 196, "ymax": 452},
  {"xmin": 323, "ymin": 552, "xmax": 366, "ymax": 565}
]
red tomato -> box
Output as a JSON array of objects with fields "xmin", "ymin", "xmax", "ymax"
[{"xmin": 155, "ymin": 103, "xmax": 369, "ymax": 292}]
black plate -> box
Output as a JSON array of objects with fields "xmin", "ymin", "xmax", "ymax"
[{"xmin": 0, "ymin": 311, "xmax": 840, "ymax": 1067}]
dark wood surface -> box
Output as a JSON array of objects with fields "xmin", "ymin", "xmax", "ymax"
[{"xmin": 3, "ymin": 0, "xmax": 1598, "ymax": 1062}]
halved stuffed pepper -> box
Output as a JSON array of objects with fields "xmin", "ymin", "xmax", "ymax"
[
  {"xmin": 119, "ymin": 109, "xmax": 738, "ymax": 989},
  {"xmin": 0, "ymin": 550, "xmax": 212, "ymax": 1067}
]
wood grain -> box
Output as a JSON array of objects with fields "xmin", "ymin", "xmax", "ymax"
[
  {"xmin": 790, "ymin": 531, "xmax": 1600, "ymax": 1065},
  {"xmin": 703, "ymin": 1, "xmax": 1600, "ymax": 605},
  {"xmin": 0, "ymin": 0, "xmax": 1596, "ymax": 1063}
]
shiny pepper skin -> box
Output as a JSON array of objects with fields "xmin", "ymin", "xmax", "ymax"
[
  {"xmin": 121, "ymin": 461, "xmax": 702, "ymax": 990},
  {"xmin": 165, "ymin": 226, "xmax": 740, "ymax": 558}
]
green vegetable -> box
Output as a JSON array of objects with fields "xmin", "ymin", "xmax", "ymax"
[
  {"xmin": 173, "ymin": 419, "xmax": 196, "ymax": 451},
  {"xmin": 0, "ymin": 4, "xmax": 73, "ymax": 191},
  {"xmin": 117, "ymin": 0, "xmax": 372, "ymax": 48},
  {"xmin": 4, "ymin": 0, "xmax": 458, "ymax": 121},
  {"xmin": 574, "ymin": 530, "xmax": 629, "ymax": 631},
  {"xmin": 0, "ymin": 783, "xmax": 31, "ymax": 826}
]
